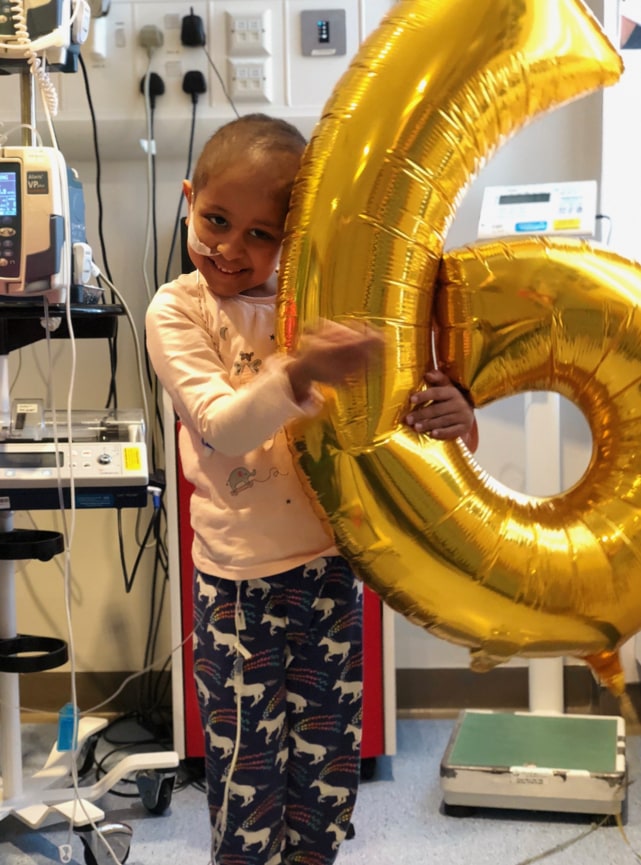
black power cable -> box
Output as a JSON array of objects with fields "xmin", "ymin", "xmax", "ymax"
[
  {"xmin": 140, "ymin": 71, "xmax": 165, "ymax": 293},
  {"xmin": 77, "ymin": 50, "xmax": 120, "ymax": 411},
  {"xmin": 163, "ymin": 70, "xmax": 206, "ymax": 285}
]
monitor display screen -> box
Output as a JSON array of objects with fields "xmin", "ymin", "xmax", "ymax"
[{"xmin": 0, "ymin": 170, "xmax": 17, "ymax": 217}]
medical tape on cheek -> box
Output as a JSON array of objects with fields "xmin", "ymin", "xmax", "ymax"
[{"xmin": 188, "ymin": 216, "xmax": 217, "ymax": 256}]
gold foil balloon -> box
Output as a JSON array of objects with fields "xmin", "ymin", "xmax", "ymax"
[
  {"xmin": 435, "ymin": 239, "xmax": 641, "ymax": 695},
  {"xmin": 277, "ymin": 0, "xmax": 631, "ymax": 692}
]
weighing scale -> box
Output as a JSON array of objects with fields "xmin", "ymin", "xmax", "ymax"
[{"xmin": 441, "ymin": 710, "xmax": 626, "ymax": 816}]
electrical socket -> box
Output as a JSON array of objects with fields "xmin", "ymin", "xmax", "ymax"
[
  {"xmin": 132, "ymin": 2, "xmax": 210, "ymax": 108},
  {"xmin": 54, "ymin": 2, "xmax": 213, "ymax": 159}
]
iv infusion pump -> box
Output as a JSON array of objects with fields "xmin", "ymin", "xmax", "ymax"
[{"xmin": 0, "ymin": 146, "xmax": 71, "ymax": 302}]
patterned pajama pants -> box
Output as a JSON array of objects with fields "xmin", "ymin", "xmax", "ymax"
[{"xmin": 193, "ymin": 555, "xmax": 363, "ymax": 865}]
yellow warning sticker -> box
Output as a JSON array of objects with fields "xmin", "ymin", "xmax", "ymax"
[
  {"xmin": 123, "ymin": 446, "xmax": 142, "ymax": 472},
  {"xmin": 552, "ymin": 218, "xmax": 581, "ymax": 231}
]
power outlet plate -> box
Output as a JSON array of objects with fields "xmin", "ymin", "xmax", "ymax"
[{"xmin": 58, "ymin": 1, "xmax": 211, "ymax": 119}]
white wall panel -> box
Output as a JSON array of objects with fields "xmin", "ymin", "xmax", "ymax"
[{"xmin": 8, "ymin": 0, "xmax": 396, "ymax": 159}]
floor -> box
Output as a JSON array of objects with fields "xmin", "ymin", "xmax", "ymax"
[{"xmin": 3, "ymin": 714, "xmax": 641, "ymax": 865}]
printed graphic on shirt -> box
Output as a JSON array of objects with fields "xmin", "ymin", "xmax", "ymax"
[
  {"xmin": 225, "ymin": 465, "xmax": 289, "ymax": 496},
  {"xmin": 226, "ymin": 467, "xmax": 257, "ymax": 494},
  {"xmin": 234, "ymin": 350, "xmax": 262, "ymax": 376}
]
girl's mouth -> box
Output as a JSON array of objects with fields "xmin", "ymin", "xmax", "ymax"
[{"xmin": 212, "ymin": 258, "xmax": 245, "ymax": 276}]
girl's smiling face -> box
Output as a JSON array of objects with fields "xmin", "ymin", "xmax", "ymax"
[{"xmin": 184, "ymin": 151, "xmax": 300, "ymax": 298}]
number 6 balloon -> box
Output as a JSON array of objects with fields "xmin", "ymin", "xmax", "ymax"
[{"xmin": 277, "ymin": 0, "xmax": 635, "ymax": 696}]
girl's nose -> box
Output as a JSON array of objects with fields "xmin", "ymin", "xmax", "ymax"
[{"xmin": 216, "ymin": 234, "xmax": 243, "ymax": 259}]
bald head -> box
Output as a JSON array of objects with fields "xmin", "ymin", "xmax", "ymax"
[{"xmin": 191, "ymin": 114, "xmax": 307, "ymax": 197}]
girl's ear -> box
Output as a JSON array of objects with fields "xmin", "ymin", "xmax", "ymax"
[{"xmin": 183, "ymin": 180, "xmax": 193, "ymax": 214}]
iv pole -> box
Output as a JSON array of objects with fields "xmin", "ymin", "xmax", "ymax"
[
  {"xmin": 0, "ymin": 359, "xmax": 22, "ymax": 804},
  {"xmin": 0, "ymin": 70, "xmax": 39, "ymax": 813},
  {"xmin": 0, "ymin": 70, "xmax": 178, "ymax": 858}
]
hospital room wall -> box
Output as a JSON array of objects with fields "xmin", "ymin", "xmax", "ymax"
[{"xmin": 10, "ymin": 0, "xmax": 641, "ymax": 702}]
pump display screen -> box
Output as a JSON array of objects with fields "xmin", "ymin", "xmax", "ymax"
[
  {"xmin": 498, "ymin": 192, "xmax": 551, "ymax": 206},
  {"xmin": 0, "ymin": 451, "xmax": 62, "ymax": 468},
  {"xmin": 0, "ymin": 170, "xmax": 17, "ymax": 217}
]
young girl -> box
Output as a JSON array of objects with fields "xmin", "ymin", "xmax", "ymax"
[{"xmin": 146, "ymin": 114, "xmax": 476, "ymax": 865}]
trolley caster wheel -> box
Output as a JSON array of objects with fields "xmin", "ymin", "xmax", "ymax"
[
  {"xmin": 75, "ymin": 821, "xmax": 133, "ymax": 865},
  {"xmin": 136, "ymin": 769, "xmax": 176, "ymax": 815}
]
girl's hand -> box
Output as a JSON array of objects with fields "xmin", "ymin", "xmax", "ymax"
[
  {"xmin": 405, "ymin": 369, "xmax": 478, "ymax": 451},
  {"xmin": 288, "ymin": 320, "xmax": 384, "ymax": 403}
]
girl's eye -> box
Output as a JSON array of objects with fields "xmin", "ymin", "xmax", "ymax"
[
  {"xmin": 208, "ymin": 215, "xmax": 227, "ymax": 227},
  {"xmin": 250, "ymin": 228, "xmax": 276, "ymax": 241}
]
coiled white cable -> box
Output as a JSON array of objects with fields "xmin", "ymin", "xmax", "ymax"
[{"xmin": 8, "ymin": 0, "xmax": 60, "ymax": 118}]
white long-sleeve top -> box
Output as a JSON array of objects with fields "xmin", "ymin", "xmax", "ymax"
[{"xmin": 145, "ymin": 271, "xmax": 337, "ymax": 580}]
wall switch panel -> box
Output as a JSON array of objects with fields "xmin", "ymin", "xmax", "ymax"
[
  {"xmin": 300, "ymin": 9, "xmax": 346, "ymax": 56},
  {"xmin": 286, "ymin": 0, "xmax": 360, "ymax": 107}
]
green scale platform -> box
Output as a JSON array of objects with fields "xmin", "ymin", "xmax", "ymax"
[{"xmin": 440, "ymin": 710, "xmax": 626, "ymax": 816}]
